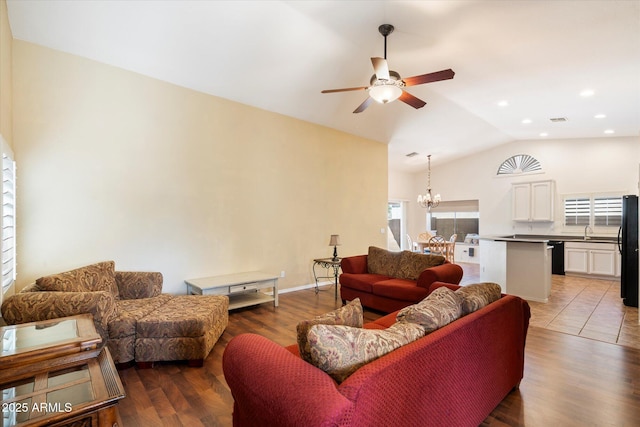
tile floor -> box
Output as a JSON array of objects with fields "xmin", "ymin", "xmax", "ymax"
[
  {"xmin": 460, "ymin": 263, "xmax": 639, "ymax": 349},
  {"xmin": 528, "ymin": 274, "xmax": 639, "ymax": 349}
]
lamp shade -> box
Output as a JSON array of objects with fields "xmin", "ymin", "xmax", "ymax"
[{"xmin": 329, "ymin": 234, "xmax": 341, "ymax": 246}]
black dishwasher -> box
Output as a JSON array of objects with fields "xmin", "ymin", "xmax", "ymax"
[{"xmin": 549, "ymin": 241, "xmax": 565, "ymax": 275}]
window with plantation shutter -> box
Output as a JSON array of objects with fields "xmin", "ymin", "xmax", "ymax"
[
  {"xmin": 564, "ymin": 197, "xmax": 590, "ymax": 226},
  {"xmin": 564, "ymin": 194, "xmax": 623, "ymax": 229},
  {"xmin": 1, "ymin": 151, "xmax": 15, "ymax": 296},
  {"xmin": 593, "ymin": 196, "xmax": 622, "ymax": 227}
]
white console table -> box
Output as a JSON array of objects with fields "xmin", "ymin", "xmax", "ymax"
[{"xmin": 185, "ymin": 271, "xmax": 279, "ymax": 310}]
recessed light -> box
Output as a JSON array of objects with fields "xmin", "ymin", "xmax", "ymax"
[
  {"xmin": 521, "ymin": 119, "xmax": 532, "ymax": 124},
  {"xmin": 580, "ymin": 89, "xmax": 595, "ymax": 97},
  {"xmin": 594, "ymin": 114, "xmax": 606, "ymax": 119},
  {"xmin": 604, "ymin": 129, "xmax": 615, "ymax": 134},
  {"xmin": 539, "ymin": 132, "xmax": 548, "ymax": 137},
  {"xmin": 497, "ymin": 100, "xmax": 509, "ymax": 107}
]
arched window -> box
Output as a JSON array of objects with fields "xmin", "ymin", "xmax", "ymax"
[{"xmin": 497, "ymin": 154, "xmax": 542, "ymax": 175}]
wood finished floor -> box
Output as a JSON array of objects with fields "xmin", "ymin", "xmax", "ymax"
[{"xmin": 118, "ymin": 265, "xmax": 640, "ymax": 426}]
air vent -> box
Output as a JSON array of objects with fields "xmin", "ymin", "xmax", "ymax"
[
  {"xmin": 405, "ymin": 152, "xmax": 419, "ymax": 157},
  {"xmin": 550, "ymin": 117, "xmax": 568, "ymax": 122}
]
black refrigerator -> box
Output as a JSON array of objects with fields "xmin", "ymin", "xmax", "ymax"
[{"xmin": 618, "ymin": 195, "xmax": 638, "ymax": 307}]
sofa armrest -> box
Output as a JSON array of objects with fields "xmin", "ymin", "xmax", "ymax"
[
  {"xmin": 416, "ymin": 263, "xmax": 464, "ymax": 289},
  {"xmin": 0, "ymin": 290, "xmax": 117, "ymax": 340},
  {"xmin": 340, "ymin": 255, "xmax": 368, "ymax": 274},
  {"xmin": 115, "ymin": 271, "xmax": 163, "ymax": 300},
  {"xmin": 223, "ymin": 333, "xmax": 353, "ymax": 426}
]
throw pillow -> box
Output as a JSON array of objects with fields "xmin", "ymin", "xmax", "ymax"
[
  {"xmin": 36, "ymin": 261, "xmax": 120, "ymax": 299},
  {"xmin": 455, "ymin": 282, "xmax": 502, "ymax": 315},
  {"xmin": 367, "ymin": 246, "xmax": 401, "ymax": 277},
  {"xmin": 307, "ymin": 322, "xmax": 425, "ymax": 383},
  {"xmin": 396, "ymin": 251, "xmax": 446, "ymax": 280},
  {"xmin": 296, "ymin": 298, "xmax": 363, "ymax": 363},
  {"xmin": 396, "ymin": 286, "xmax": 462, "ymax": 333}
]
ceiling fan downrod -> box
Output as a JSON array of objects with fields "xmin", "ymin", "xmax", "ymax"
[{"xmin": 378, "ymin": 24, "xmax": 394, "ymax": 59}]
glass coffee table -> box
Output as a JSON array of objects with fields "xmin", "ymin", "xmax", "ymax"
[
  {"xmin": 0, "ymin": 315, "xmax": 125, "ymax": 426},
  {"xmin": 1, "ymin": 314, "xmax": 102, "ymax": 383}
]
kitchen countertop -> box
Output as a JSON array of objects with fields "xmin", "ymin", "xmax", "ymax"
[{"xmin": 481, "ymin": 234, "xmax": 618, "ymax": 244}]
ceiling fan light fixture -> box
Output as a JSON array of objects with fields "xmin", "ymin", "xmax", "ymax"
[
  {"xmin": 369, "ymin": 83, "xmax": 403, "ymax": 104},
  {"xmin": 321, "ymin": 23, "xmax": 453, "ymax": 113}
]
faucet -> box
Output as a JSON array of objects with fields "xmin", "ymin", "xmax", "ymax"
[{"xmin": 584, "ymin": 225, "xmax": 593, "ymax": 240}]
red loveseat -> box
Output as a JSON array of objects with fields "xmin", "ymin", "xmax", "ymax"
[
  {"xmin": 340, "ymin": 247, "xmax": 464, "ymax": 313},
  {"xmin": 223, "ymin": 283, "xmax": 531, "ymax": 427}
]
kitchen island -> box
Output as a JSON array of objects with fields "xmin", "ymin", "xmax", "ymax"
[{"xmin": 480, "ymin": 235, "xmax": 552, "ymax": 303}]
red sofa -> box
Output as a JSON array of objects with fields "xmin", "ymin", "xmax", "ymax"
[
  {"xmin": 340, "ymin": 247, "xmax": 464, "ymax": 313},
  {"xmin": 223, "ymin": 283, "xmax": 531, "ymax": 427}
]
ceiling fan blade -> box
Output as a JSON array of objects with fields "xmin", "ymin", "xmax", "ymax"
[
  {"xmin": 353, "ymin": 97, "xmax": 374, "ymax": 114},
  {"xmin": 371, "ymin": 57, "xmax": 390, "ymax": 81},
  {"xmin": 403, "ymin": 69, "xmax": 455, "ymax": 87},
  {"xmin": 321, "ymin": 86, "xmax": 368, "ymax": 94},
  {"xmin": 399, "ymin": 91, "xmax": 427, "ymax": 109}
]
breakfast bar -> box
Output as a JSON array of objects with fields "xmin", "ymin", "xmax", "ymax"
[{"xmin": 480, "ymin": 235, "xmax": 552, "ymax": 302}]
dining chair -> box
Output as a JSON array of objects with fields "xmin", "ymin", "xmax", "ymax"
[
  {"xmin": 428, "ymin": 236, "xmax": 447, "ymax": 257},
  {"xmin": 406, "ymin": 234, "xmax": 419, "ymax": 252},
  {"xmin": 447, "ymin": 234, "xmax": 458, "ymax": 262},
  {"xmin": 418, "ymin": 231, "xmax": 433, "ymax": 241}
]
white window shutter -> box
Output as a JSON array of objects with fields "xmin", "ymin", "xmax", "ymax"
[{"xmin": 1, "ymin": 151, "xmax": 15, "ymax": 296}]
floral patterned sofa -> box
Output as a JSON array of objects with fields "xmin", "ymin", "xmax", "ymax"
[{"xmin": 0, "ymin": 261, "xmax": 228, "ymax": 367}]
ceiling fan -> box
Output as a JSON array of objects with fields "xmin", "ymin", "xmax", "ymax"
[{"xmin": 321, "ymin": 24, "xmax": 455, "ymax": 113}]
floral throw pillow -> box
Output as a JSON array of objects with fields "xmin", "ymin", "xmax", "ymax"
[
  {"xmin": 36, "ymin": 261, "xmax": 119, "ymax": 299},
  {"xmin": 396, "ymin": 251, "xmax": 446, "ymax": 280},
  {"xmin": 307, "ymin": 322, "xmax": 425, "ymax": 383},
  {"xmin": 367, "ymin": 246, "xmax": 401, "ymax": 277},
  {"xmin": 296, "ymin": 298, "xmax": 363, "ymax": 363},
  {"xmin": 455, "ymin": 282, "xmax": 502, "ymax": 315},
  {"xmin": 396, "ymin": 286, "xmax": 462, "ymax": 333}
]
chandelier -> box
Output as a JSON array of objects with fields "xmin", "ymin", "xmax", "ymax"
[{"xmin": 417, "ymin": 155, "xmax": 441, "ymax": 210}]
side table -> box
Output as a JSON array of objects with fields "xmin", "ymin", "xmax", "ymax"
[
  {"xmin": 312, "ymin": 258, "xmax": 342, "ymax": 299},
  {"xmin": 0, "ymin": 315, "xmax": 125, "ymax": 427}
]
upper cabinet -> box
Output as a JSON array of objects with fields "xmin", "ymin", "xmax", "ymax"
[{"xmin": 512, "ymin": 180, "xmax": 555, "ymax": 222}]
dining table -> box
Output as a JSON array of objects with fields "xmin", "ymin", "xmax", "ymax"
[{"xmin": 416, "ymin": 239, "xmax": 455, "ymax": 262}]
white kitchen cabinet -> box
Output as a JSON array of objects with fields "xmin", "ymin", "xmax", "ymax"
[
  {"xmin": 565, "ymin": 246, "xmax": 589, "ymax": 273},
  {"xmin": 454, "ymin": 243, "xmax": 479, "ymax": 264},
  {"xmin": 564, "ymin": 242, "xmax": 619, "ymax": 278},
  {"xmin": 589, "ymin": 249, "xmax": 616, "ymax": 276},
  {"xmin": 512, "ymin": 180, "xmax": 555, "ymax": 222}
]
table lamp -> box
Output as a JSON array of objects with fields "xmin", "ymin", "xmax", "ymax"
[{"xmin": 329, "ymin": 234, "xmax": 341, "ymax": 261}]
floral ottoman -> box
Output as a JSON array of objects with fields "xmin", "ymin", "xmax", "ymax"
[{"xmin": 134, "ymin": 295, "xmax": 229, "ymax": 367}]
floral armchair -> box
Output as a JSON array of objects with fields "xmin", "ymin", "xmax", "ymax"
[{"xmin": 1, "ymin": 261, "xmax": 171, "ymax": 364}]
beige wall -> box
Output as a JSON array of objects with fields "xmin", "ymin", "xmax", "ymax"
[
  {"xmin": 0, "ymin": 0, "xmax": 12, "ymax": 144},
  {"xmin": 12, "ymin": 40, "xmax": 387, "ymax": 294}
]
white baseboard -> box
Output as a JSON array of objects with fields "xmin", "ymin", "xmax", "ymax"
[
  {"xmin": 278, "ymin": 281, "xmax": 335, "ymax": 294},
  {"xmin": 265, "ymin": 281, "xmax": 334, "ymax": 295}
]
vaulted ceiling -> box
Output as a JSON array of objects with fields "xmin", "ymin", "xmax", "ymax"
[{"xmin": 6, "ymin": 0, "xmax": 640, "ymax": 172}]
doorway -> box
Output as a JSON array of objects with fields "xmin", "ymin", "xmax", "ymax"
[{"xmin": 388, "ymin": 200, "xmax": 408, "ymax": 250}]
